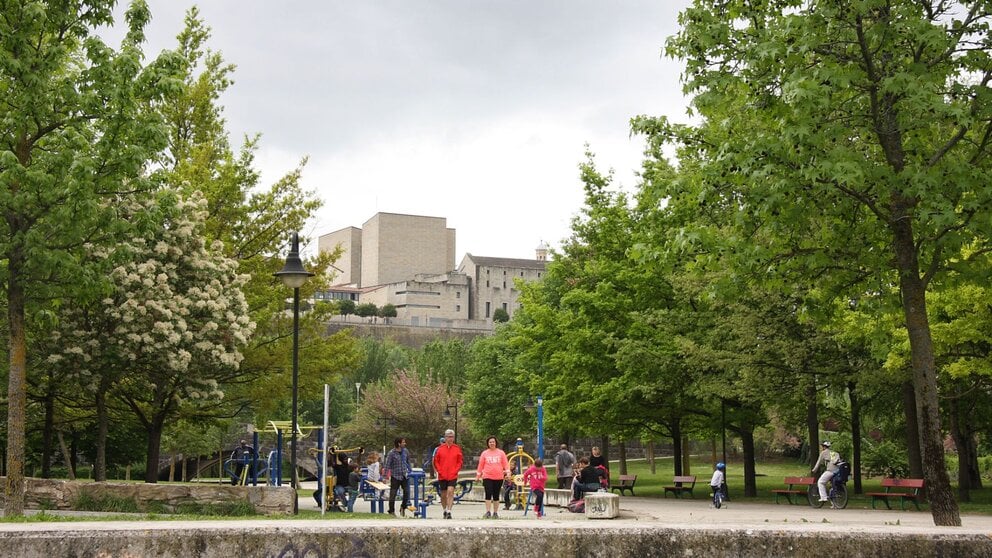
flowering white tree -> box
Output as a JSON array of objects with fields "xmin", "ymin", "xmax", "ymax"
[{"xmin": 49, "ymin": 190, "xmax": 255, "ymax": 482}]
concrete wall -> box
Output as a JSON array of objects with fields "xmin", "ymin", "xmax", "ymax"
[{"xmin": 1, "ymin": 524, "xmax": 989, "ymax": 558}]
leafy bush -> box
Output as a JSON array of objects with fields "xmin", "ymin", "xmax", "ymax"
[{"xmin": 862, "ymin": 440, "xmax": 909, "ymax": 478}]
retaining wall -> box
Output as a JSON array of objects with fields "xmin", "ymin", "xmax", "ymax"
[
  {"xmin": 0, "ymin": 524, "xmax": 989, "ymax": 558},
  {"xmin": 0, "ymin": 477, "xmax": 295, "ymax": 515}
]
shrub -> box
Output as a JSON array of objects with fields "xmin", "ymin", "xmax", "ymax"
[
  {"xmin": 862, "ymin": 440, "xmax": 909, "ymax": 478},
  {"xmin": 72, "ymin": 493, "xmax": 140, "ymax": 513}
]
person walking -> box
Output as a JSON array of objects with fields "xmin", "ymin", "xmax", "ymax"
[
  {"xmin": 432, "ymin": 429, "xmax": 463, "ymax": 519},
  {"xmin": 384, "ymin": 437, "xmax": 413, "ymax": 516},
  {"xmin": 554, "ymin": 444, "xmax": 576, "ymax": 489},
  {"xmin": 475, "ymin": 435, "xmax": 511, "ymax": 519}
]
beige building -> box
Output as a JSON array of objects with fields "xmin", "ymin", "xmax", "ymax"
[
  {"xmin": 318, "ymin": 214, "xmax": 547, "ymax": 329},
  {"xmin": 457, "ymin": 252, "xmax": 547, "ymax": 321},
  {"xmin": 360, "ymin": 272, "xmax": 470, "ymax": 325},
  {"xmin": 319, "ymin": 212, "xmax": 455, "ymax": 288}
]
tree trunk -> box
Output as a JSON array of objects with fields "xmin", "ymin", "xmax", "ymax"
[
  {"xmin": 902, "ymin": 380, "xmax": 924, "ymax": 479},
  {"xmin": 94, "ymin": 388, "xmax": 109, "ymax": 482},
  {"xmin": 168, "ymin": 454, "xmax": 176, "ymax": 482},
  {"xmin": 891, "ymin": 213, "xmax": 960, "ymax": 526},
  {"xmin": 56, "ymin": 430, "xmax": 75, "ymax": 481},
  {"xmin": 600, "ymin": 435, "xmax": 610, "ymax": 467},
  {"xmin": 41, "ymin": 383, "xmax": 55, "ymax": 478},
  {"xmin": 145, "ymin": 421, "xmax": 165, "ymax": 483},
  {"xmin": 647, "ymin": 440, "xmax": 656, "ymax": 475},
  {"xmin": 5, "ymin": 256, "xmax": 28, "ymax": 516},
  {"xmin": 740, "ymin": 426, "xmax": 757, "ymax": 497},
  {"xmin": 948, "ymin": 395, "xmax": 971, "ymax": 502},
  {"xmin": 671, "ymin": 420, "xmax": 683, "ymax": 476},
  {"xmin": 848, "ymin": 381, "xmax": 863, "ymax": 495},
  {"xmin": 618, "ymin": 440, "xmax": 627, "ymax": 475},
  {"xmin": 805, "ymin": 380, "xmax": 819, "ymax": 468},
  {"xmin": 681, "ymin": 436, "xmax": 691, "ymax": 476}
]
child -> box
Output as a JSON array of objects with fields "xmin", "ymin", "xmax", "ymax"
[
  {"xmin": 523, "ymin": 458, "xmax": 548, "ymax": 518},
  {"xmin": 710, "ymin": 462, "xmax": 726, "ymax": 508},
  {"xmin": 347, "ymin": 462, "xmax": 362, "ymax": 512},
  {"xmin": 365, "ymin": 452, "xmax": 385, "ymax": 499}
]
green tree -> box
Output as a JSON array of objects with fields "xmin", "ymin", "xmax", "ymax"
[
  {"xmin": 654, "ymin": 0, "xmax": 992, "ymax": 525},
  {"xmin": 0, "ymin": 0, "xmax": 179, "ymax": 513},
  {"xmin": 492, "ymin": 308, "xmax": 510, "ymax": 323},
  {"xmin": 356, "ymin": 303, "xmax": 378, "ymax": 320},
  {"xmin": 339, "ymin": 299, "xmax": 356, "ymax": 319},
  {"xmin": 48, "ymin": 192, "xmax": 254, "ymax": 483}
]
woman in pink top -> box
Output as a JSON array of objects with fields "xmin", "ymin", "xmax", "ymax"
[
  {"xmin": 523, "ymin": 458, "xmax": 548, "ymax": 518},
  {"xmin": 475, "ymin": 435, "xmax": 510, "ymax": 519}
]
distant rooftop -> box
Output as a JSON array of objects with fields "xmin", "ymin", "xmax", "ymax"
[{"xmin": 463, "ymin": 254, "xmax": 547, "ymax": 270}]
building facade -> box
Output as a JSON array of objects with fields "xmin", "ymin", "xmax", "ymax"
[{"xmin": 457, "ymin": 253, "xmax": 546, "ymax": 321}]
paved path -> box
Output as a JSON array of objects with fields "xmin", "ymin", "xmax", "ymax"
[{"xmin": 8, "ymin": 491, "xmax": 989, "ymax": 538}]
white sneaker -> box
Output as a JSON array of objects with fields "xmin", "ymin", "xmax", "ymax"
[{"xmin": 818, "ymin": 498, "xmax": 828, "ymax": 502}]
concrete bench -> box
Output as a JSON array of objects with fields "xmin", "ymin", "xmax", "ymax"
[{"xmin": 584, "ymin": 491, "xmax": 619, "ymax": 519}]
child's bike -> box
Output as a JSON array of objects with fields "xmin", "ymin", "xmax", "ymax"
[
  {"xmin": 807, "ymin": 475, "xmax": 849, "ymax": 509},
  {"xmin": 711, "ymin": 486, "xmax": 725, "ymax": 509}
]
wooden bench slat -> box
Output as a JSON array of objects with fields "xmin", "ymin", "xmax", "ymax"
[
  {"xmin": 663, "ymin": 475, "xmax": 696, "ymax": 499},
  {"xmin": 770, "ymin": 476, "xmax": 817, "ymax": 504},
  {"xmin": 609, "ymin": 474, "xmax": 637, "ymax": 497},
  {"xmin": 867, "ymin": 478, "xmax": 925, "ymax": 511}
]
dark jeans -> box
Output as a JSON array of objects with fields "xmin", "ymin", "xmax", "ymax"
[
  {"xmin": 388, "ymin": 477, "xmax": 409, "ymax": 513},
  {"xmin": 557, "ymin": 476, "xmax": 573, "ymax": 489},
  {"xmin": 573, "ymin": 482, "xmax": 601, "ymax": 501}
]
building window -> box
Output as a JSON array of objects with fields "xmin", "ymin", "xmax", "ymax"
[
  {"xmin": 503, "ymin": 270, "xmax": 506, "ymax": 275},
  {"xmin": 503, "ymin": 281, "xmax": 506, "ymax": 289},
  {"xmin": 502, "ymin": 302, "xmax": 508, "ymax": 311},
  {"xmin": 456, "ymin": 304, "xmax": 461, "ymax": 312},
  {"xmin": 456, "ymin": 291, "xmax": 461, "ymax": 298},
  {"xmin": 485, "ymin": 302, "xmax": 491, "ymax": 318},
  {"xmin": 486, "ymin": 280, "xmax": 490, "ymax": 287},
  {"xmin": 538, "ymin": 273, "xmax": 542, "ymax": 278},
  {"xmin": 520, "ymin": 272, "xmax": 524, "ymax": 276}
]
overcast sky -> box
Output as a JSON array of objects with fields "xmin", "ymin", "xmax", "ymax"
[{"xmin": 107, "ymin": 1, "xmax": 694, "ymax": 261}]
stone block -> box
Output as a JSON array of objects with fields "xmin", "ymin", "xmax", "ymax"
[{"xmin": 584, "ymin": 491, "xmax": 619, "ymax": 519}]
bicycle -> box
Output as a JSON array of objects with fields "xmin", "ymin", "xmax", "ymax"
[
  {"xmin": 711, "ymin": 486, "xmax": 726, "ymax": 509},
  {"xmin": 807, "ymin": 474, "xmax": 848, "ymax": 509}
]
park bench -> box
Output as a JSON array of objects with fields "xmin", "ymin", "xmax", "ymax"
[
  {"xmin": 865, "ymin": 478, "xmax": 925, "ymax": 510},
  {"xmin": 609, "ymin": 474, "xmax": 637, "ymax": 496},
  {"xmin": 663, "ymin": 475, "xmax": 696, "ymax": 498},
  {"xmin": 770, "ymin": 476, "xmax": 817, "ymax": 505}
]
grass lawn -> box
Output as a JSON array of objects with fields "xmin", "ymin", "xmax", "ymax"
[{"xmin": 612, "ymin": 455, "xmax": 992, "ymax": 515}]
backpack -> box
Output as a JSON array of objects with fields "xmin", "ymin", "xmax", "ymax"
[
  {"xmin": 596, "ymin": 465, "xmax": 610, "ymax": 488},
  {"xmin": 834, "ymin": 460, "xmax": 851, "ymax": 484},
  {"xmin": 567, "ymin": 498, "xmax": 585, "ymax": 513}
]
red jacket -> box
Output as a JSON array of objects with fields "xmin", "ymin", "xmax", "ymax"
[{"xmin": 433, "ymin": 443, "xmax": 464, "ymax": 481}]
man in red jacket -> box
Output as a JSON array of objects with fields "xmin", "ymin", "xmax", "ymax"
[{"xmin": 432, "ymin": 429, "xmax": 464, "ymax": 519}]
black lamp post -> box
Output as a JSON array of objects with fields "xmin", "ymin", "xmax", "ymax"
[
  {"xmin": 274, "ymin": 232, "xmax": 313, "ymax": 513},
  {"xmin": 376, "ymin": 416, "xmax": 396, "ymax": 454},
  {"xmin": 443, "ymin": 403, "xmax": 459, "ymax": 440}
]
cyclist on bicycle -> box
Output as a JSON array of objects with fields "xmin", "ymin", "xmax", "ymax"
[
  {"xmin": 710, "ymin": 462, "xmax": 726, "ymax": 508},
  {"xmin": 811, "ymin": 441, "xmax": 841, "ymax": 502}
]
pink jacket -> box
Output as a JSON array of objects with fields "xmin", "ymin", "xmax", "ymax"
[
  {"xmin": 476, "ymin": 448, "xmax": 510, "ymax": 480},
  {"xmin": 523, "ymin": 465, "xmax": 548, "ymax": 491}
]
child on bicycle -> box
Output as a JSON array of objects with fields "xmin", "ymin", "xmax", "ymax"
[{"xmin": 710, "ymin": 462, "xmax": 726, "ymax": 508}]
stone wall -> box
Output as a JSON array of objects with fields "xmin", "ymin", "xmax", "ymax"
[
  {"xmin": 0, "ymin": 478, "xmax": 294, "ymax": 515},
  {"xmin": 1, "ymin": 524, "xmax": 989, "ymax": 558}
]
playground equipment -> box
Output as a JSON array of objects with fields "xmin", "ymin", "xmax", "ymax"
[
  {"xmin": 309, "ymin": 441, "xmax": 363, "ymax": 512},
  {"xmin": 222, "ymin": 432, "xmax": 266, "ymax": 486},
  {"xmin": 504, "ymin": 438, "xmax": 535, "ymax": 512},
  {"xmin": 262, "ymin": 420, "xmax": 320, "ymax": 487}
]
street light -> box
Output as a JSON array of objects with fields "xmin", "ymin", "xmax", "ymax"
[
  {"xmin": 443, "ymin": 402, "xmax": 459, "ymax": 440},
  {"xmin": 274, "ymin": 232, "xmax": 314, "ymax": 513},
  {"xmin": 524, "ymin": 396, "xmax": 544, "ymax": 460},
  {"xmin": 355, "ymin": 382, "xmax": 362, "ymax": 405},
  {"xmin": 376, "ymin": 416, "xmax": 396, "ymax": 455}
]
